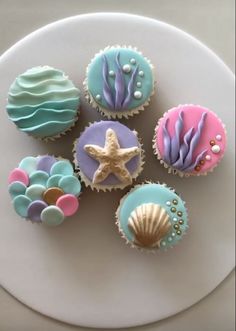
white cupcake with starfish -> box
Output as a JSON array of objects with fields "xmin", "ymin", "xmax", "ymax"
[{"xmin": 73, "ymin": 121, "xmax": 144, "ymax": 191}]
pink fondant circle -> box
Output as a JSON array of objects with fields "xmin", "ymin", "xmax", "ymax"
[
  {"xmin": 56, "ymin": 194, "xmax": 79, "ymax": 216},
  {"xmin": 155, "ymin": 104, "xmax": 226, "ymax": 174},
  {"xmin": 8, "ymin": 168, "xmax": 29, "ymax": 186}
]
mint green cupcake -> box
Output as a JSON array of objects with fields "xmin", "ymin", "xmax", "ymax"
[{"xmin": 6, "ymin": 66, "xmax": 80, "ymax": 140}]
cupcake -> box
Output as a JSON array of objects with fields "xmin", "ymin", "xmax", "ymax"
[
  {"xmin": 8, "ymin": 155, "xmax": 81, "ymax": 226},
  {"xmin": 84, "ymin": 46, "xmax": 154, "ymax": 118},
  {"xmin": 6, "ymin": 66, "xmax": 80, "ymax": 140},
  {"xmin": 74, "ymin": 121, "xmax": 144, "ymax": 191},
  {"xmin": 116, "ymin": 183, "xmax": 188, "ymax": 250},
  {"xmin": 153, "ymin": 104, "xmax": 226, "ymax": 176}
]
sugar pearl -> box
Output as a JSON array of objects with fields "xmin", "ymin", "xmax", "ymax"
[
  {"xmin": 139, "ymin": 70, "xmax": 144, "ymax": 77},
  {"xmin": 122, "ymin": 64, "xmax": 131, "ymax": 73},
  {"xmin": 211, "ymin": 145, "xmax": 221, "ymax": 154},
  {"xmin": 109, "ymin": 70, "xmax": 115, "ymax": 77},
  {"xmin": 133, "ymin": 91, "xmax": 143, "ymax": 99},
  {"xmin": 216, "ymin": 134, "xmax": 222, "ymax": 141},
  {"xmin": 205, "ymin": 155, "xmax": 211, "ymax": 161},
  {"xmin": 130, "ymin": 58, "xmax": 136, "ymax": 64},
  {"xmin": 95, "ymin": 94, "xmax": 101, "ymax": 101}
]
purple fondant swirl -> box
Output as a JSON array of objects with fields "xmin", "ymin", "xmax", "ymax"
[
  {"xmin": 182, "ymin": 112, "xmax": 207, "ymax": 169},
  {"xmin": 122, "ymin": 65, "xmax": 139, "ymax": 109},
  {"xmin": 162, "ymin": 111, "xmax": 208, "ymax": 171},
  {"xmin": 170, "ymin": 110, "xmax": 184, "ymax": 163},
  {"xmin": 114, "ymin": 52, "xmax": 125, "ymax": 109},
  {"xmin": 102, "ymin": 55, "xmax": 114, "ymax": 109}
]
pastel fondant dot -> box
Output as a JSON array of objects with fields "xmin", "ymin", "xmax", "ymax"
[
  {"xmin": 41, "ymin": 206, "xmax": 64, "ymax": 226},
  {"xmin": 25, "ymin": 184, "xmax": 45, "ymax": 201},
  {"xmin": 56, "ymin": 194, "xmax": 79, "ymax": 216},
  {"xmin": 27, "ymin": 200, "xmax": 47, "ymax": 222},
  {"xmin": 8, "ymin": 168, "xmax": 29, "ymax": 186},
  {"xmin": 13, "ymin": 195, "xmax": 32, "ymax": 217},
  {"xmin": 19, "ymin": 157, "xmax": 37, "ymax": 175},
  {"xmin": 37, "ymin": 155, "xmax": 57, "ymax": 174},
  {"xmin": 43, "ymin": 187, "xmax": 64, "ymax": 205},
  {"xmin": 8, "ymin": 181, "xmax": 26, "ymax": 199},
  {"xmin": 50, "ymin": 160, "xmax": 74, "ymax": 176},
  {"xmin": 30, "ymin": 171, "xmax": 49, "ymax": 186},
  {"xmin": 46, "ymin": 174, "xmax": 63, "ymax": 188},
  {"xmin": 58, "ymin": 176, "xmax": 81, "ymax": 196}
]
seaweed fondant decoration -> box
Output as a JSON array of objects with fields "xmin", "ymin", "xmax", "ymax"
[
  {"xmin": 102, "ymin": 52, "xmax": 139, "ymax": 110},
  {"xmin": 163, "ymin": 111, "xmax": 207, "ymax": 171},
  {"xmin": 84, "ymin": 128, "xmax": 140, "ymax": 184}
]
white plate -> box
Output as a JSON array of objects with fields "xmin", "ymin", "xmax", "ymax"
[{"xmin": 0, "ymin": 13, "xmax": 234, "ymax": 329}]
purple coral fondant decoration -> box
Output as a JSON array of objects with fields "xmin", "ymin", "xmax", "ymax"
[
  {"xmin": 163, "ymin": 111, "xmax": 207, "ymax": 171},
  {"xmin": 102, "ymin": 51, "xmax": 139, "ymax": 110},
  {"xmin": 37, "ymin": 155, "xmax": 56, "ymax": 174}
]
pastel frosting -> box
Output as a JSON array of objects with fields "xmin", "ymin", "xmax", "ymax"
[
  {"xmin": 117, "ymin": 183, "xmax": 188, "ymax": 250},
  {"xmin": 155, "ymin": 105, "xmax": 226, "ymax": 174},
  {"xmin": 86, "ymin": 47, "xmax": 154, "ymax": 113},
  {"xmin": 8, "ymin": 156, "xmax": 81, "ymax": 226},
  {"xmin": 74, "ymin": 121, "xmax": 142, "ymax": 187},
  {"xmin": 7, "ymin": 66, "xmax": 80, "ymax": 139}
]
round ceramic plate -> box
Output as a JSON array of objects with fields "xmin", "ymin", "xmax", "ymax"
[{"xmin": 0, "ymin": 13, "xmax": 234, "ymax": 329}]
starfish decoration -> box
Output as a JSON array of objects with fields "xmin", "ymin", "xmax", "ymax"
[{"xmin": 84, "ymin": 128, "xmax": 140, "ymax": 185}]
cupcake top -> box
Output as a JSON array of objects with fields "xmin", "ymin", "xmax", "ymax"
[
  {"xmin": 7, "ymin": 66, "xmax": 80, "ymax": 140},
  {"xmin": 116, "ymin": 183, "xmax": 188, "ymax": 250},
  {"xmin": 8, "ymin": 155, "xmax": 81, "ymax": 226},
  {"xmin": 85, "ymin": 46, "xmax": 154, "ymax": 118},
  {"xmin": 74, "ymin": 121, "xmax": 144, "ymax": 190},
  {"xmin": 154, "ymin": 104, "xmax": 226, "ymax": 175}
]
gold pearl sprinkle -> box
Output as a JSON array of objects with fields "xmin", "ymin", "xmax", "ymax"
[
  {"xmin": 200, "ymin": 160, "xmax": 205, "ymax": 165},
  {"xmin": 194, "ymin": 165, "xmax": 201, "ymax": 171},
  {"xmin": 176, "ymin": 230, "xmax": 182, "ymax": 235},
  {"xmin": 174, "ymin": 224, "xmax": 179, "ymax": 230},
  {"xmin": 171, "ymin": 207, "xmax": 176, "ymax": 213},
  {"xmin": 177, "ymin": 211, "xmax": 183, "ymax": 217},
  {"xmin": 178, "ymin": 219, "xmax": 184, "ymax": 225},
  {"xmin": 210, "ymin": 140, "xmax": 215, "ymax": 146},
  {"xmin": 172, "ymin": 199, "xmax": 178, "ymax": 205}
]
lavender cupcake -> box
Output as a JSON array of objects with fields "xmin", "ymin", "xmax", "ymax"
[{"xmin": 74, "ymin": 121, "xmax": 144, "ymax": 191}]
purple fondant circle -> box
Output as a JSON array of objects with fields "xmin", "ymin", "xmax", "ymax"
[
  {"xmin": 75, "ymin": 121, "xmax": 140, "ymax": 185},
  {"xmin": 27, "ymin": 200, "xmax": 48, "ymax": 222},
  {"xmin": 37, "ymin": 156, "xmax": 56, "ymax": 174}
]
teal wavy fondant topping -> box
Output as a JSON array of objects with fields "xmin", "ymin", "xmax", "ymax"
[{"xmin": 7, "ymin": 66, "xmax": 80, "ymax": 138}]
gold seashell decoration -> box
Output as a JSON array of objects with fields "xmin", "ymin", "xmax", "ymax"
[{"xmin": 128, "ymin": 203, "xmax": 171, "ymax": 249}]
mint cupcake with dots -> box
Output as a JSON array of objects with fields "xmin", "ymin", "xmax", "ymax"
[
  {"xmin": 8, "ymin": 155, "xmax": 81, "ymax": 226},
  {"xmin": 84, "ymin": 46, "xmax": 155, "ymax": 118},
  {"xmin": 6, "ymin": 66, "xmax": 80, "ymax": 140},
  {"xmin": 116, "ymin": 183, "xmax": 188, "ymax": 250},
  {"xmin": 153, "ymin": 104, "xmax": 226, "ymax": 176}
]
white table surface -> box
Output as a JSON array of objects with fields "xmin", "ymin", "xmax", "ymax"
[{"xmin": 0, "ymin": 1, "xmax": 234, "ymax": 330}]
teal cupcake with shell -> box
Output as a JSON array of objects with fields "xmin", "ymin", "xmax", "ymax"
[
  {"xmin": 116, "ymin": 183, "xmax": 188, "ymax": 251},
  {"xmin": 6, "ymin": 66, "xmax": 80, "ymax": 140}
]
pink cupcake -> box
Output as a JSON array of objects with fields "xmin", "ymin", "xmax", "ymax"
[{"xmin": 153, "ymin": 104, "xmax": 226, "ymax": 176}]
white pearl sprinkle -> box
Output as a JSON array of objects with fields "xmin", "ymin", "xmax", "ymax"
[
  {"xmin": 173, "ymin": 217, "xmax": 178, "ymax": 222},
  {"xmin": 172, "ymin": 232, "xmax": 176, "ymax": 237},
  {"xmin": 216, "ymin": 134, "xmax": 222, "ymax": 141},
  {"xmin": 161, "ymin": 241, "xmax": 166, "ymax": 246},
  {"xmin": 95, "ymin": 94, "xmax": 101, "ymax": 101},
  {"xmin": 166, "ymin": 201, "xmax": 171, "ymax": 206},
  {"xmin": 122, "ymin": 64, "xmax": 131, "ymax": 73},
  {"xmin": 136, "ymin": 82, "xmax": 142, "ymax": 88},
  {"xmin": 205, "ymin": 155, "xmax": 211, "ymax": 161},
  {"xmin": 133, "ymin": 91, "xmax": 143, "ymax": 99},
  {"xmin": 109, "ymin": 70, "xmax": 115, "ymax": 77},
  {"xmin": 139, "ymin": 70, "xmax": 144, "ymax": 77},
  {"xmin": 130, "ymin": 58, "xmax": 136, "ymax": 64},
  {"xmin": 211, "ymin": 145, "xmax": 221, "ymax": 154},
  {"xmin": 168, "ymin": 237, "xmax": 173, "ymax": 242}
]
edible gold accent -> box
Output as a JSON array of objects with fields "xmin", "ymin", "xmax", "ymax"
[
  {"xmin": 128, "ymin": 203, "xmax": 171, "ymax": 248},
  {"xmin": 84, "ymin": 128, "xmax": 140, "ymax": 184}
]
